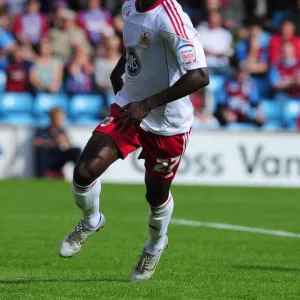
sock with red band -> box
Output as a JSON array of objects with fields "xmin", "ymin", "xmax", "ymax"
[
  {"xmin": 145, "ymin": 193, "xmax": 174, "ymax": 255},
  {"xmin": 72, "ymin": 179, "xmax": 101, "ymax": 229}
]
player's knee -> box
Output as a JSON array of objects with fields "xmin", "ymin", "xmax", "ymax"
[
  {"xmin": 73, "ymin": 161, "xmax": 96, "ymax": 187},
  {"xmin": 145, "ymin": 190, "xmax": 168, "ymax": 208}
]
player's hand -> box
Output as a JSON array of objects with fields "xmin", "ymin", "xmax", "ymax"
[{"xmin": 115, "ymin": 100, "xmax": 151, "ymax": 133}]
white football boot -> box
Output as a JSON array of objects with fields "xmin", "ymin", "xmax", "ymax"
[
  {"xmin": 130, "ymin": 236, "xmax": 168, "ymax": 282},
  {"xmin": 58, "ymin": 214, "xmax": 105, "ymax": 258}
]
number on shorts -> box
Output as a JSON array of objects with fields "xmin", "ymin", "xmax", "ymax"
[{"xmin": 153, "ymin": 156, "xmax": 181, "ymax": 173}]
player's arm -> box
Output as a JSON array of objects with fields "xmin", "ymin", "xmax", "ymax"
[
  {"xmin": 110, "ymin": 51, "xmax": 126, "ymax": 95},
  {"xmin": 143, "ymin": 67, "xmax": 209, "ymax": 110},
  {"xmin": 116, "ymin": 67, "xmax": 209, "ymax": 132}
]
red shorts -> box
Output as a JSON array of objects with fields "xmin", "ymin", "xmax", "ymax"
[{"xmin": 94, "ymin": 104, "xmax": 190, "ymax": 183}]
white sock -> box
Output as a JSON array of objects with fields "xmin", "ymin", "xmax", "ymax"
[
  {"xmin": 145, "ymin": 193, "xmax": 174, "ymax": 255},
  {"xmin": 72, "ymin": 179, "xmax": 101, "ymax": 229}
]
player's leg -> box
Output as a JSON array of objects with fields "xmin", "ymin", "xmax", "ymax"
[
  {"xmin": 130, "ymin": 130, "xmax": 189, "ymax": 281},
  {"xmin": 130, "ymin": 177, "xmax": 173, "ymax": 281},
  {"xmin": 144, "ymin": 176, "xmax": 173, "ymax": 255},
  {"xmin": 58, "ymin": 132, "xmax": 120, "ymax": 258},
  {"xmin": 72, "ymin": 132, "xmax": 120, "ymax": 228},
  {"xmin": 58, "ymin": 103, "xmax": 141, "ymax": 258}
]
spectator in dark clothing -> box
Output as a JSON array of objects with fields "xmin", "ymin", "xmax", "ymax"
[
  {"xmin": 5, "ymin": 45, "xmax": 31, "ymax": 92},
  {"xmin": 216, "ymin": 66, "xmax": 264, "ymax": 126},
  {"xmin": 33, "ymin": 108, "xmax": 81, "ymax": 179}
]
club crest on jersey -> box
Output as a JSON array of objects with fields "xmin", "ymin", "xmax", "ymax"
[
  {"xmin": 178, "ymin": 44, "xmax": 196, "ymax": 67},
  {"xmin": 100, "ymin": 117, "xmax": 113, "ymax": 127},
  {"xmin": 139, "ymin": 30, "xmax": 151, "ymax": 49}
]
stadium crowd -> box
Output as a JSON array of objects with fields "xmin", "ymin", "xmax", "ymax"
[{"xmin": 0, "ymin": 0, "xmax": 300, "ymax": 130}]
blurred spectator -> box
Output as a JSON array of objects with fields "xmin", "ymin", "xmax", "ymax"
[
  {"xmin": 12, "ymin": 0, "xmax": 49, "ymax": 46},
  {"xmin": 33, "ymin": 108, "xmax": 81, "ymax": 179},
  {"xmin": 0, "ymin": 0, "xmax": 6, "ymax": 11},
  {"xmin": 236, "ymin": 21, "xmax": 270, "ymax": 75},
  {"xmin": 198, "ymin": 0, "xmax": 245, "ymax": 29},
  {"xmin": 190, "ymin": 89, "xmax": 219, "ymax": 128},
  {"xmin": 29, "ymin": 38, "xmax": 63, "ymax": 93},
  {"xmin": 95, "ymin": 35, "xmax": 120, "ymax": 96},
  {"xmin": 77, "ymin": 0, "xmax": 113, "ymax": 45},
  {"xmin": 4, "ymin": 0, "xmax": 27, "ymax": 14},
  {"xmin": 197, "ymin": 11, "xmax": 233, "ymax": 75},
  {"xmin": 66, "ymin": 46, "xmax": 94, "ymax": 94},
  {"xmin": 216, "ymin": 66, "xmax": 264, "ymax": 126},
  {"xmin": 5, "ymin": 45, "xmax": 30, "ymax": 92},
  {"xmin": 269, "ymin": 41, "xmax": 300, "ymax": 98},
  {"xmin": 220, "ymin": 0, "xmax": 245, "ymax": 29},
  {"xmin": 269, "ymin": 19, "xmax": 300, "ymax": 64},
  {"xmin": 55, "ymin": 0, "xmax": 69, "ymax": 9},
  {"xmin": 50, "ymin": 8, "xmax": 92, "ymax": 65},
  {"xmin": 113, "ymin": 13, "xmax": 124, "ymax": 52},
  {"xmin": 0, "ymin": 9, "xmax": 16, "ymax": 71}
]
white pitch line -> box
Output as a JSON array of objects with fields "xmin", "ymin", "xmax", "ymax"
[{"xmin": 171, "ymin": 218, "xmax": 300, "ymax": 239}]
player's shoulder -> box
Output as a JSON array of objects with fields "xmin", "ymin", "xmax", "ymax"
[
  {"xmin": 158, "ymin": 0, "xmax": 195, "ymax": 39},
  {"xmin": 122, "ymin": 0, "xmax": 135, "ymax": 17}
]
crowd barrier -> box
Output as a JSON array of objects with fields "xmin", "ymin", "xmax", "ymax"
[{"xmin": 0, "ymin": 126, "xmax": 300, "ymax": 187}]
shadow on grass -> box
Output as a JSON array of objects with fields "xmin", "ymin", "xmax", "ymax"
[
  {"xmin": 0, "ymin": 278, "xmax": 129, "ymax": 284},
  {"xmin": 232, "ymin": 265, "xmax": 300, "ymax": 273}
]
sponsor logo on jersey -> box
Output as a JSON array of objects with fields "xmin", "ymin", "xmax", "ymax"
[
  {"xmin": 178, "ymin": 44, "xmax": 196, "ymax": 67},
  {"xmin": 126, "ymin": 48, "xmax": 141, "ymax": 77},
  {"xmin": 100, "ymin": 117, "xmax": 114, "ymax": 127},
  {"xmin": 139, "ymin": 30, "xmax": 151, "ymax": 49}
]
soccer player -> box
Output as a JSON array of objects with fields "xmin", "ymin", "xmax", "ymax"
[{"xmin": 58, "ymin": 0, "xmax": 209, "ymax": 282}]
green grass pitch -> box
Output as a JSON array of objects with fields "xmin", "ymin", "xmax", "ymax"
[{"xmin": 0, "ymin": 180, "xmax": 300, "ymax": 300}]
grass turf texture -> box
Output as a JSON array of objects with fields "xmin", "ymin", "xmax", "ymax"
[{"xmin": 0, "ymin": 180, "xmax": 300, "ymax": 300}]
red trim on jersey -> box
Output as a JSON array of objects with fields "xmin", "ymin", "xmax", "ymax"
[
  {"xmin": 169, "ymin": 0, "xmax": 188, "ymax": 39},
  {"xmin": 135, "ymin": 0, "xmax": 164, "ymax": 12},
  {"xmin": 164, "ymin": 0, "xmax": 184, "ymax": 38},
  {"xmin": 162, "ymin": 1, "xmax": 180, "ymax": 36},
  {"xmin": 163, "ymin": 0, "xmax": 188, "ymax": 39}
]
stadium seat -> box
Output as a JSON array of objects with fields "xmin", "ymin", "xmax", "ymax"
[
  {"xmin": 0, "ymin": 71, "xmax": 7, "ymax": 92},
  {"xmin": 282, "ymin": 100, "xmax": 300, "ymax": 129},
  {"xmin": 206, "ymin": 75, "xmax": 227, "ymax": 95},
  {"xmin": 69, "ymin": 94, "xmax": 104, "ymax": 124},
  {"xmin": 0, "ymin": 93, "xmax": 34, "ymax": 125},
  {"xmin": 192, "ymin": 123, "xmax": 220, "ymax": 130},
  {"xmin": 71, "ymin": 118, "xmax": 102, "ymax": 127},
  {"xmin": 260, "ymin": 99, "xmax": 282, "ymax": 125},
  {"xmin": 226, "ymin": 123, "xmax": 257, "ymax": 131},
  {"xmin": 0, "ymin": 114, "xmax": 35, "ymax": 126},
  {"xmin": 107, "ymin": 92, "xmax": 115, "ymax": 106},
  {"xmin": 33, "ymin": 93, "xmax": 69, "ymax": 117},
  {"xmin": 252, "ymin": 77, "xmax": 271, "ymax": 99},
  {"xmin": 262, "ymin": 121, "xmax": 282, "ymax": 131},
  {"xmin": 0, "ymin": 93, "xmax": 33, "ymax": 114}
]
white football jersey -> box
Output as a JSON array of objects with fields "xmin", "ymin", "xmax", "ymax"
[{"xmin": 115, "ymin": 0, "xmax": 207, "ymax": 135}]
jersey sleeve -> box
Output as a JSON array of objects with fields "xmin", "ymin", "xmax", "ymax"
[
  {"xmin": 159, "ymin": 1, "xmax": 207, "ymax": 71},
  {"xmin": 121, "ymin": 0, "xmax": 133, "ymax": 20}
]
